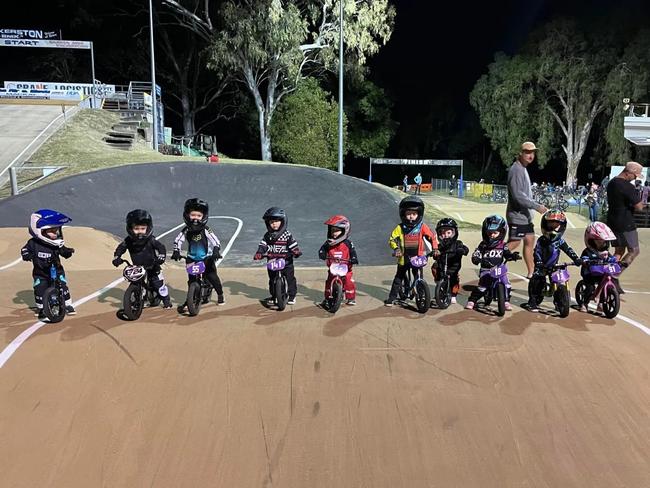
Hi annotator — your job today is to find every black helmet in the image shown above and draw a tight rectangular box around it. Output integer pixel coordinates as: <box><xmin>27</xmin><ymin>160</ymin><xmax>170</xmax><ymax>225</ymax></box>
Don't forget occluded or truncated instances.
<box><xmin>263</xmin><ymin>207</ymin><xmax>287</xmax><ymax>237</ymax></box>
<box><xmin>126</xmin><ymin>209</ymin><xmax>153</xmax><ymax>240</ymax></box>
<box><xmin>398</xmin><ymin>196</ymin><xmax>424</xmax><ymax>231</ymax></box>
<box><xmin>481</xmin><ymin>214</ymin><xmax>508</xmax><ymax>247</ymax></box>
<box><xmin>183</xmin><ymin>198</ymin><xmax>209</xmax><ymax>231</ymax></box>
<box><xmin>436</xmin><ymin>218</ymin><xmax>458</xmax><ymax>246</ymax></box>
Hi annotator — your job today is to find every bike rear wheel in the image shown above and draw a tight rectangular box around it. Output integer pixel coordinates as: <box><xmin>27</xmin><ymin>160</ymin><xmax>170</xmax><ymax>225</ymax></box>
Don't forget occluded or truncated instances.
<box><xmin>575</xmin><ymin>280</ymin><xmax>588</xmax><ymax>306</ymax></box>
<box><xmin>414</xmin><ymin>280</ymin><xmax>431</xmax><ymax>314</ymax></box>
<box><xmin>275</xmin><ymin>275</ymin><xmax>289</xmax><ymax>311</ymax></box>
<box><xmin>123</xmin><ymin>283</ymin><xmax>145</xmax><ymax>321</ymax></box>
<box><xmin>43</xmin><ymin>287</ymin><xmax>66</xmax><ymax>323</ymax></box>
<box><xmin>186</xmin><ymin>282</ymin><xmax>202</xmax><ymax>316</ymax></box>
<box><xmin>434</xmin><ymin>279</ymin><xmax>451</xmax><ymax>309</ymax></box>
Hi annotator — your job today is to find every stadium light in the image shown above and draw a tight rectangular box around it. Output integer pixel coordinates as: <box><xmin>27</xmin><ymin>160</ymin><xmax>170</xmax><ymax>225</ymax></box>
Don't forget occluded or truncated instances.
<box><xmin>149</xmin><ymin>0</ymin><xmax>158</xmax><ymax>151</ymax></box>
<box><xmin>338</xmin><ymin>0</ymin><xmax>344</xmax><ymax>175</ymax></box>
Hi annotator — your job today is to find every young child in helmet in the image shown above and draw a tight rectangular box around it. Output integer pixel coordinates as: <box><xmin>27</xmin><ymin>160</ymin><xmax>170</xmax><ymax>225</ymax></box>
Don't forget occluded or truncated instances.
<box><xmin>466</xmin><ymin>214</ymin><xmax>520</xmax><ymax>311</ymax></box>
<box><xmin>172</xmin><ymin>198</ymin><xmax>225</xmax><ymax>311</ymax></box>
<box><xmin>526</xmin><ymin>210</ymin><xmax>581</xmax><ymax>312</ymax></box>
<box><xmin>385</xmin><ymin>196</ymin><xmax>439</xmax><ymax>306</ymax></box>
<box><xmin>112</xmin><ymin>209</ymin><xmax>172</xmax><ymax>309</ymax></box>
<box><xmin>254</xmin><ymin>207</ymin><xmax>302</xmax><ymax>305</ymax></box>
<box><xmin>318</xmin><ymin>215</ymin><xmax>359</xmax><ymax>308</ymax></box>
<box><xmin>20</xmin><ymin>209</ymin><xmax>76</xmax><ymax>319</ymax></box>
<box><xmin>578</xmin><ymin>221</ymin><xmax>619</xmax><ymax>313</ymax></box>
<box><xmin>432</xmin><ymin>218</ymin><xmax>469</xmax><ymax>305</ymax></box>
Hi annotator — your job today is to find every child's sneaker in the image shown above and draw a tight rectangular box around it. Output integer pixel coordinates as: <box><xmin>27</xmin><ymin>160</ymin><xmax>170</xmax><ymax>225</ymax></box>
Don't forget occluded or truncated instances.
<box><xmin>465</xmin><ymin>301</ymin><xmax>475</xmax><ymax>310</ymax></box>
<box><xmin>596</xmin><ymin>303</ymin><xmax>603</xmax><ymax>313</ymax></box>
<box><xmin>346</xmin><ymin>299</ymin><xmax>356</xmax><ymax>306</ymax></box>
<box><xmin>504</xmin><ymin>302</ymin><xmax>513</xmax><ymax>311</ymax></box>
<box><xmin>263</xmin><ymin>296</ymin><xmax>275</xmax><ymax>306</ymax></box>
<box><xmin>217</xmin><ymin>295</ymin><xmax>225</xmax><ymax>305</ymax></box>
<box><xmin>318</xmin><ymin>299</ymin><xmax>329</xmax><ymax>309</ymax></box>
<box><xmin>65</xmin><ymin>305</ymin><xmax>77</xmax><ymax>315</ymax></box>
<box><xmin>384</xmin><ymin>299</ymin><xmax>396</xmax><ymax>307</ymax></box>
<box><xmin>177</xmin><ymin>303</ymin><xmax>187</xmax><ymax>314</ymax></box>
<box><xmin>451</xmin><ymin>296</ymin><xmax>457</xmax><ymax>304</ymax></box>
<box><xmin>579</xmin><ymin>304</ymin><xmax>588</xmax><ymax>312</ymax></box>
<box><xmin>162</xmin><ymin>297</ymin><xmax>173</xmax><ymax>309</ymax></box>
<box><xmin>527</xmin><ymin>302</ymin><xmax>539</xmax><ymax>313</ymax></box>
<box><xmin>38</xmin><ymin>309</ymin><xmax>47</xmax><ymax>321</ymax></box>
<box><xmin>287</xmin><ymin>297</ymin><xmax>296</xmax><ymax>305</ymax></box>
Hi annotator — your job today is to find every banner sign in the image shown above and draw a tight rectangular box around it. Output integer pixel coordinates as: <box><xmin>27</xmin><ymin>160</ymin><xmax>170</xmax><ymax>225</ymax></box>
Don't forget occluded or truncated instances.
<box><xmin>4</xmin><ymin>81</ymin><xmax>115</xmax><ymax>97</ymax></box>
<box><xmin>1</xmin><ymin>38</ymin><xmax>91</xmax><ymax>49</ymax></box>
<box><xmin>371</xmin><ymin>158</ymin><xmax>463</xmax><ymax>166</ymax></box>
<box><xmin>0</xmin><ymin>28</ymin><xmax>60</xmax><ymax>40</ymax></box>
<box><xmin>0</xmin><ymin>88</ymin><xmax>82</xmax><ymax>101</ymax></box>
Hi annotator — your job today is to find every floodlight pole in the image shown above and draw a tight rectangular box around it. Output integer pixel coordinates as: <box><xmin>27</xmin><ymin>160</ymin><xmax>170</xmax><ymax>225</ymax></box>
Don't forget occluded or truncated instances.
<box><xmin>90</xmin><ymin>42</ymin><xmax>96</xmax><ymax>108</ymax></box>
<box><xmin>149</xmin><ymin>0</ymin><xmax>158</xmax><ymax>151</ymax></box>
<box><xmin>337</xmin><ymin>0</ymin><xmax>344</xmax><ymax>175</ymax></box>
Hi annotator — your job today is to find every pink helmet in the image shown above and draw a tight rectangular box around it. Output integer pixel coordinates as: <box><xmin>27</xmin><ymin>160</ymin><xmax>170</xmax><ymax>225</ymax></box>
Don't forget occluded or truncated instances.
<box><xmin>584</xmin><ymin>221</ymin><xmax>616</xmax><ymax>258</ymax></box>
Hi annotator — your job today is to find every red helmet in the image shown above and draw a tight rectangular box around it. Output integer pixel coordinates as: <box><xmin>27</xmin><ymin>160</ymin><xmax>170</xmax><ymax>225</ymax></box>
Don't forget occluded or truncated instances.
<box><xmin>324</xmin><ymin>215</ymin><xmax>350</xmax><ymax>246</ymax></box>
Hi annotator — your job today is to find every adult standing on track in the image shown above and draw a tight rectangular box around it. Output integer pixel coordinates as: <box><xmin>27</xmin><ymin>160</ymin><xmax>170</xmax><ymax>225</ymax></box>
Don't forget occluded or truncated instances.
<box><xmin>506</xmin><ymin>141</ymin><xmax>548</xmax><ymax>278</ymax></box>
<box><xmin>414</xmin><ymin>172</ymin><xmax>423</xmax><ymax>195</ymax></box>
<box><xmin>607</xmin><ymin>162</ymin><xmax>644</xmax><ymax>289</ymax></box>
<box><xmin>403</xmin><ymin>174</ymin><xmax>409</xmax><ymax>193</ymax></box>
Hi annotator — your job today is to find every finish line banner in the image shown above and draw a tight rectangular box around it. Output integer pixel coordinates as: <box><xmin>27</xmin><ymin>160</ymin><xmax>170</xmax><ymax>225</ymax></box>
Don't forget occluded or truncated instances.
<box><xmin>1</xmin><ymin>38</ymin><xmax>91</xmax><ymax>49</ymax></box>
<box><xmin>371</xmin><ymin>158</ymin><xmax>463</xmax><ymax>166</ymax></box>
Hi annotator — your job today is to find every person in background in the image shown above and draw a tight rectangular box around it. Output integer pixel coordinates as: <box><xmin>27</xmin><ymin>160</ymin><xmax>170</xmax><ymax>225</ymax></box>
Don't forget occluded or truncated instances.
<box><xmin>403</xmin><ymin>174</ymin><xmax>409</xmax><ymax>193</ymax></box>
<box><xmin>414</xmin><ymin>172</ymin><xmax>423</xmax><ymax>195</ymax></box>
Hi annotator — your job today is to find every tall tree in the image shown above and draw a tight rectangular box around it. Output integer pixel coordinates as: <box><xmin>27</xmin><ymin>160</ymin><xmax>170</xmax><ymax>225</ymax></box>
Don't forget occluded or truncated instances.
<box><xmin>167</xmin><ymin>0</ymin><xmax>394</xmax><ymax>161</ymax></box>
<box><xmin>470</xmin><ymin>19</ymin><xmax>650</xmax><ymax>186</ymax></box>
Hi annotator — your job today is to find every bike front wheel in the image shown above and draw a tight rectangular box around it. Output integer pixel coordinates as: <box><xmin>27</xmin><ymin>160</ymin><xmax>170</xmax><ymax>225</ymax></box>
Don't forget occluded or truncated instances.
<box><xmin>275</xmin><ymin>275</ymin><xmax>289</xmax><ymax>311</ymax></box>
<box><xmin>43</xmin><ymin>286</ymin><xmax>66</xmax><ymax>323</ymax></box>
<box><xmin>554</xmin><ymin>284</ymin><xmax>570</xmax><ymax>318</ymax></box>
<box><xmin>123</xmin><ymin>283</ymin><xmax>144</xmax><ymax>321</ymax></box>
<box><xmin>601</xmin><ymin>287</ymin><xmax>620</xmax><ymax>319</ymax></box>
<box><xmin>496</xmin><ymin>283</ymin><xmax>506</xmax><ymax>317</ymax></box>
<box><xmin>328</xmin><ymin>280</ymin><xmax>344</xmax><ymax>313</ymax></box>
<box><xmin>414</xmin><ymin>280</ymin><xmax>431</xmax><ymax>314</ymax></box>
<box><xmin>186</xmin><ymin>281</ymin><xmax>202</xmax><ymax>316</ymax></box>
<box><xmin>434</xmin><ymin>279</ymin><xmax>451</xmax><ymax>309</ymax></box>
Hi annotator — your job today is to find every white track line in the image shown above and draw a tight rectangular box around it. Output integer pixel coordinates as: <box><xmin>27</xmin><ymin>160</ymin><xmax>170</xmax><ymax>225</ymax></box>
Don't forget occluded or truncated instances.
<box><xmin>0</xmin><ymin>216</ymin><xmax>243</xmax><ymax>369</ymax></box>
<box><xmin>455</xmin><ymin>212</ymin><xmax>464</xmax><ymax>222</ymax></box>
<box><xmin>0</xmin><ymin>258</ymin><xmax>22</xmax><ymax>271</ymax></box>
<box><xmin>565</xmin><ymin>215</ymin><xmax>576</xmax><ymax>229</ymax></box>
<box><xmin>510</xmin><ymin>271</ymin><xmax>650</xmax><ymax>336</ymax></box>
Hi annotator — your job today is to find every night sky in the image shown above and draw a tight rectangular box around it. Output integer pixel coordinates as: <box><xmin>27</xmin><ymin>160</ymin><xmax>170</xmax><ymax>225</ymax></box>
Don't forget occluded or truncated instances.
<box><xmin>2</xmin><ymin>0</ymin><xmax>649</xmax><ymax>183</ymax></box>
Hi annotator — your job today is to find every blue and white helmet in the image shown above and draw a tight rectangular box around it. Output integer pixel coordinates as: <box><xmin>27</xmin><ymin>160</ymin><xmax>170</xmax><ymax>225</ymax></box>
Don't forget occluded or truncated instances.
<box><xmin>29</xmin><ymin>209</ymin><xmax>71</xmax><ymax>247</ymax></box>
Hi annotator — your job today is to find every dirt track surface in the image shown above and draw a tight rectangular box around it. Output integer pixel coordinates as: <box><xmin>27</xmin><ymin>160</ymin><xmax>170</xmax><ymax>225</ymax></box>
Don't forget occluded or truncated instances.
<box><xmin>1</xmin><ymin>227</ymin><xmax>650</xmax><ymax>487</ymax></box>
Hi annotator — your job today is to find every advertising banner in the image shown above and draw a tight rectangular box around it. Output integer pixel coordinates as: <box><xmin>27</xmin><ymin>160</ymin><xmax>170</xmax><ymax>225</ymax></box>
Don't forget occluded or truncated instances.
<box><xmin>4</xmin><ymin>81</ymin><xmax>115</xmax><ymax>97</ymax></box>
<box><xmin>0</xmin><ymin>28</ymin><xmax>60</xmax><ymax>40</ymax></box>
<box><xmin>0</xmin><ymin>38</ymin><xmax>91</xmax><ymax>49</ymax></box>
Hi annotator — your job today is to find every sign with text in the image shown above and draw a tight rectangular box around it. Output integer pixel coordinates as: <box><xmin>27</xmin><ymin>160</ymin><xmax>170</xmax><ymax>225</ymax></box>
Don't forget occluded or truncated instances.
<box><xmin>0</xmin><ymin>88</ymin><xmax>82</xmax><ymax>101</ymax></box>
<box><xmin>5</xmin><ymin>81</ymin><xmax>115</xmax><ymax>97</ymax></box>
<box><xmin>1</xmin><ymin>38</ymin><xmax>90</xmax><ymax>49</ymax></box>
<box><xmin>0</xmin><ymin>28</ymin><xmax>60</xmax><ymax>40</ymax></box>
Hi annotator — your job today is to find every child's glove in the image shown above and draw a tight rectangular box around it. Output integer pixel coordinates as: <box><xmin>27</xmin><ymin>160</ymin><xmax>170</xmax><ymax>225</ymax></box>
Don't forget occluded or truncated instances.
<box><xmin>431</xmin><ymin>249</ymin><xmax>441</xmax><ymax>258</ymax></box>
<box><xmin>573</xmin><ymin>257</ymin><xmax>582</xmax><ymax>266</ymax></box>
<box><xmin>156</xmin><ymin>254</ymin><xmax>166</xmax><ymax>264</ymax></box>
<box><xmin>607</xmin><ymin>255</ymin><xmax>618</xmax><ymax>264</ymax></box>
<box><xmin>291</xmin><ymin>248</ymin><xmax>302</xmax><ymax>258</ymax></box>
<box><xmin>393</xmin><ymin>249</ymin><xmax>402</xmax><ymax>257</ymax></box>
<box><xmin>171</xmin><ymin>250</ymin><xmax>181</xmax><ymax>261</ymax></box>
<box><xmin>253</xmin><ymin>253</ymin><xmax>263</xmax><ymax>261</ymax></box>
<box><xmin>508</xmin><ymin>251</ymin><xmax>521</xmax><ymax>262</ymax></box>
<box><xmin>21</xmin><ymin>248</ymin><xmax>32</xmax><ymax>261</ymax></box>
<box><xmin>112</xmin><ymin>257</ymin><xmax>124</xmax><ymax>267</ymax></box>
<box><xmin>60</xmin><ymin>246</ymin><xmax>75</xmax><ymax>259</ymax></box>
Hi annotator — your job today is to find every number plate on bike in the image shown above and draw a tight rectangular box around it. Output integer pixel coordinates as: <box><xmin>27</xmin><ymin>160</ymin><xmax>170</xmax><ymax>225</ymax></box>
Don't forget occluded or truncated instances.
<box><xmin>123</xmin><ymin>265</ymin><xmax>146</xmax><ymax>282</ymax></box>
<box><xmin>551</xmin><ymin>269</ymin><xmax>569</xmax><ymax>284</ymax></box>
<box><xmin>329</xmin><ymin>262</ymin><xmax>348</xmax><ymax>276</ymax></box>
<box><xmin>186</xmin><ymin>261</ymin><xmax>206</xmax><ymax>275</ymax></box>
<box><xmin>589</xmin><ymin>263</ymin><xmax>620</xmax><ymax>276</ymax></box>
<box><xmin>409</xmin><ymin>255</ymin><xmax>428</xmax><ymax>268</ymax></box>
<box><xmin>489</xmin><ymin>264</ymin><xmax>507</xmax><ymax>278</ymax></box>
<box><xmin>267</xmin><ymin>258</ymin><xmax>286</xmax><ymax>271</ymax></box>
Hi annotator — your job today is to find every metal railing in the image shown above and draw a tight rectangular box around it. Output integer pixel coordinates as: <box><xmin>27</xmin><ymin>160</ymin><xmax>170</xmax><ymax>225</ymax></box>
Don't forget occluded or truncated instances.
<box><xmin>2</xmin><ymin>165</ymin><xmax>66</xmax><ymax>197</ymax></box>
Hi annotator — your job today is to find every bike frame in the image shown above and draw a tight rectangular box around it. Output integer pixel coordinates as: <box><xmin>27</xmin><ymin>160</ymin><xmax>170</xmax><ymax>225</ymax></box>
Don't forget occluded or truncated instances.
<box><xmin>587</xmin><ymin>263</ymin><xmax>621</xmax><ymax>303</ymax></box>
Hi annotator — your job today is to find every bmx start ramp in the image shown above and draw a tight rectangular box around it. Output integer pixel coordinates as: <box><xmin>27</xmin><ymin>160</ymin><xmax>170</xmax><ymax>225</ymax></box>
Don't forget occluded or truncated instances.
<box><xmin>0</xmin><ymin>162</ymin><xmax>398</xmax><ymax>266</ymax></box>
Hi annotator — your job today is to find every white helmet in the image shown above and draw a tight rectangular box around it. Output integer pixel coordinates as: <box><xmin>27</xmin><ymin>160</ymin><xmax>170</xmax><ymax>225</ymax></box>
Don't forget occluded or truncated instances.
<box><xmin>584</xmin><ymin>221</ymin><xmax>616</xmax><ymax>259</ymax></box>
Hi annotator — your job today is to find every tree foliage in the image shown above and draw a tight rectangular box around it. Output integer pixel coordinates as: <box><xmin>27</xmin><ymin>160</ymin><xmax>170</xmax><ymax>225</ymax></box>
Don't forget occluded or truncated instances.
<box><xmin>270</xmin><ymin>77</ymin><xmax>345</xmax><ymax>169</ymax></box>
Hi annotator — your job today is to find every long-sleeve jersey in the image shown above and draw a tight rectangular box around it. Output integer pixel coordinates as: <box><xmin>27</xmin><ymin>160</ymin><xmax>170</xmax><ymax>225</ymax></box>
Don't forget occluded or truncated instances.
<box><xmin>533</xmin><ymin>236</ymin><xmax>580</xmax><ymax>269</ymax></box>
<box><xmin>114</xmin><ymin>235</ymin><xmax>166</xmax><ymax>268</ymax></box>
<box><xmin>436</xmin><ymin>239</ymin><xmax>469</xmax><ymax>275</ymax></box>
<box><xmin>256</xmin><ymin>229</ymin><xmax>300</xmax><ymax>263</ymax></box>
<box><xmin>389</xmin><ymin>222</ymin><xmax>438</xmax><ymax>266</ymax></box>
<box><xmin>471</xmin><ymin>241</ymin><xmax>516</xmax><ymax>270</ymax></box>
<box><xmin>21</xmin><ymin>238</ymin><xmax>72</xmax><ymax>278</ymax></box>
<box><xmin>173</xmin><ymin>226</ymin><xmax>221</xmax><ymax>261</ymax></box>
<box><xmin>579</xmin><ymin>247</ymin><xmax>617</xmax><ymax>279</ymax></box>
<box><xmin>318</xmin><ymin>239</ymin><xmax>359</xmax><ymax>267</ymax></box>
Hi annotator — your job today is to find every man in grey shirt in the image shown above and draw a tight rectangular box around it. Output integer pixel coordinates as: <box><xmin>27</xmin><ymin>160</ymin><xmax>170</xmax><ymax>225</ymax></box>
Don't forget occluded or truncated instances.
<box><xmin>506</xmin><ymin>141</ymin><xmax>547</xmax><ymax>277</ymax></box>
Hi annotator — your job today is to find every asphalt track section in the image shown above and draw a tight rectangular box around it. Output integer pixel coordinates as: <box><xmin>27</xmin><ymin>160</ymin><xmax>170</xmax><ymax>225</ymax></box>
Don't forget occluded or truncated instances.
<box><xmin>0</xmin><ymin>162</ymin><xmax>397</xmax><ymax>266</ymax></box>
